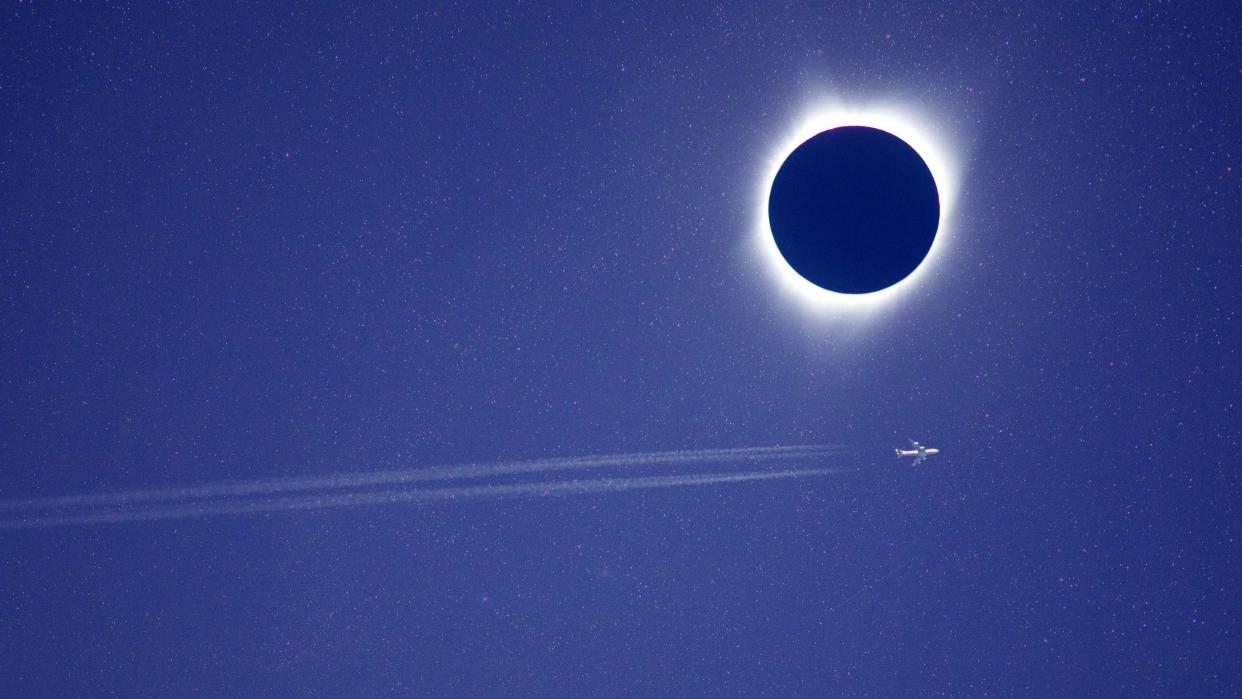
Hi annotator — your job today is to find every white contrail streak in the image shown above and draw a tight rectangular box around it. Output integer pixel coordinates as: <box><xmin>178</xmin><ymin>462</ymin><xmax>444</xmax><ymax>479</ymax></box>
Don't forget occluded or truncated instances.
<box><xmin>0</xmin><ymin>444</ymin><xmax>842</xmax><ymax>513</ymax></box>
<box><xmin>0</xmin><ymin>467</ymin><xmax>851</xmax><ymax>530</ymax></box>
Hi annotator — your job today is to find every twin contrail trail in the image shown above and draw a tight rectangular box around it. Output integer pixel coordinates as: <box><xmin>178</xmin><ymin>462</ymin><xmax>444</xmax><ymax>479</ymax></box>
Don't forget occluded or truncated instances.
<box><xmin>0</xmin><ymin>444</ymin><xmax>850</xmax><ymax>530</ymax></box>
<box><xmin>0</xmin><ymin>467</ymin><xmax>851</xmax><ymax>530</ymax></box>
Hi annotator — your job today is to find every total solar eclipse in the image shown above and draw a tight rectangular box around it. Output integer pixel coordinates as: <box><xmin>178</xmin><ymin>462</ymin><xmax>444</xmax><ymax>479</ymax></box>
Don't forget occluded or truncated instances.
<box><xmin>767</xmin><ymin>125</ymin><xmax>940</xmax><ymax>295</ymax></box>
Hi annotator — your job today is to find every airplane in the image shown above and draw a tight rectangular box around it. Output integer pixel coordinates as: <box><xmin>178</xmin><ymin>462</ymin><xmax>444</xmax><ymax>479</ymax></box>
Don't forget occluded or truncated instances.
<box><xmin>895</xmin><ymin>440</ymin><xmax>939</xmax><ymax>466</ymax></box>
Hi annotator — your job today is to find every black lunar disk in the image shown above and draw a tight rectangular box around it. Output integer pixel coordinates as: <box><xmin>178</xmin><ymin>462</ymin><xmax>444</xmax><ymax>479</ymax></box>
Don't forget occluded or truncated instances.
<box><xmin>767</xmin><ymin>126</ymin><xmax>940</xmax><ymax>294</ymax></box>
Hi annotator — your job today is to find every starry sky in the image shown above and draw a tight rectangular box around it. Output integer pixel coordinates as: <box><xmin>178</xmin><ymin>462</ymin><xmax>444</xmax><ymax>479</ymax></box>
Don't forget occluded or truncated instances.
<box><xmin>2</xmin><ymin>2</ymin><xmax>1239</xmax><ymax>695</ymax></box>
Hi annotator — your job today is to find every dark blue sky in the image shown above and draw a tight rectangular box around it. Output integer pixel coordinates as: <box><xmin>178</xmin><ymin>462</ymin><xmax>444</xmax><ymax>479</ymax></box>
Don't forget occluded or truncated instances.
<box><xmin>2</xmin><ymin>2</ymin><xmax>1239</xmax><ymax>695</ymax></box>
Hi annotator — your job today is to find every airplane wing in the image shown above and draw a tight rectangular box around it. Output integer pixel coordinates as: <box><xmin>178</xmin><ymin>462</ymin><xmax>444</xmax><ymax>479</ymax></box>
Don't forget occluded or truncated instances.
<box><xmin>911</xmin><ymin>453</ymin><xmax>926</xmax><ymax>467</ymax></box>
<box><xmin>909</xmin><ymin>439</ymin><xmax>920</xmax><ymax>447</ymax></box>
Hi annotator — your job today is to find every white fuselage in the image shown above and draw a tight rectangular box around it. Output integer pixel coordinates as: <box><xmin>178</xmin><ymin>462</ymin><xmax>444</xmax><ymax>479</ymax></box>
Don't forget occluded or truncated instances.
<box><xmin>896</xmin><ymin>448</ymin><xmax>939</xmax><ymax>457</ymax></box>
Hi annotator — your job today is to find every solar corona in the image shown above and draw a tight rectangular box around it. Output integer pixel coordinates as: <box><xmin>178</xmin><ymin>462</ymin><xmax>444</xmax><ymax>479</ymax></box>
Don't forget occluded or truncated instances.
<box><xmin>757</xmin><ymin>105</ymin><xmax>959</xmax><ymax>314</ymax></box>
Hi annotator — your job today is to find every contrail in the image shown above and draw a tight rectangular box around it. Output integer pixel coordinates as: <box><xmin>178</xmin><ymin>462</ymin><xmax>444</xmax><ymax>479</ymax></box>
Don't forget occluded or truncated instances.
<box><xmin>0</xmin><ymin>444</ymin><xmax>842</xmax><ymax>513</ymax></box>
<box><xmin>0</xmin><ymin>467</ymin><xmax>851</xmax><ymax>530</ymax></box>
